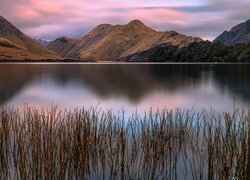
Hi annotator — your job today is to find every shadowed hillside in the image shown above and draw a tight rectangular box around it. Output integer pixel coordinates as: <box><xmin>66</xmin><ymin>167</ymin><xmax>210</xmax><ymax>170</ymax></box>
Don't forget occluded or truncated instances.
<box><xmin>119</xmin><ymin>41</ymin><xmax>250</xmax><ymax>62</ymax></box>
<box><xmin>213</xmin><ymin>19</ymin><xmax>250</xmax><ymax>46</ymax></box>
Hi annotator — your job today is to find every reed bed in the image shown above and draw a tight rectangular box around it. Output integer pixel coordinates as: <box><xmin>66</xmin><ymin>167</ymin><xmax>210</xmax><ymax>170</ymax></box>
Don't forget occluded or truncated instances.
<box><xmin>0</xmin><ymin>106</ymin><xmax>250</xmax><ymax>180</ymax></box>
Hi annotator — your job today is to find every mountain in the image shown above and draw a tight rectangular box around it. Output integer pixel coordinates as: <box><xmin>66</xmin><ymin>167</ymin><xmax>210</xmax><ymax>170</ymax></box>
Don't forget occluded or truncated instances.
<box><xmin>48</xmin><ymin>20</ymin><xmax>202</xmax><ymax>61</ymax></box>
<box><xmin>0</xmin><ymin>37</ymin><xmax>58</xmax><ymax>60</ymax></box>
<box><xmin>0</xmin><ymin>15</ymin><xmax>60</xmax><ymax>60</ymax></box>
<box><xmin>47</xmin><ymin>36</ymin><xmax>79</xmax><ymax>56</ymax></box>
<box><xmin>35</xmin><ymin>39</ymin><xmax>52</xmax><ymax>46</ymax></box>
<box><xmin>213</xmin><ymin>20</ymin><xmax>250</xmax><ymax>46</ymax></box>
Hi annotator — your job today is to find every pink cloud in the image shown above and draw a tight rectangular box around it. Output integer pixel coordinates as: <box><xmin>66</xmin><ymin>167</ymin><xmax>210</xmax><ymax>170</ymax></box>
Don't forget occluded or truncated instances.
<box><xmin>1</xmin><ymin>0</ymin><xmax>249</xmax><ymax>40</ymax></box>
<box><xmin>13</xmin><ymin>6</ymin><xmax>42</xmax><ymax>21</ymax></box>
<box><xmin>32</xmin><ymin>1</ymin><xmax>65</xmax><ymax>15</ymax></box>
<box><xmin>131</xmin><ymin>9</ymin><xmax>186</xmax><ymax>25</ymax></box>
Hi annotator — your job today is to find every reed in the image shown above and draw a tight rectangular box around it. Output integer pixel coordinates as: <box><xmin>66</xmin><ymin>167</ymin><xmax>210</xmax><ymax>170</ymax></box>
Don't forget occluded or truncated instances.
<box><xmin>0</xmin><ymin>106</ymin><xmax>249</xmax><ymax>179</ymax></box>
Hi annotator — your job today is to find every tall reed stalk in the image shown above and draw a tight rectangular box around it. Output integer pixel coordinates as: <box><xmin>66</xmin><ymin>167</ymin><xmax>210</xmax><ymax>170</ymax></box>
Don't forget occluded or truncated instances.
<box><xmin>0</xmin><ymin>106</ymin><xmax>249</xmax><ymax>179</ymax></box>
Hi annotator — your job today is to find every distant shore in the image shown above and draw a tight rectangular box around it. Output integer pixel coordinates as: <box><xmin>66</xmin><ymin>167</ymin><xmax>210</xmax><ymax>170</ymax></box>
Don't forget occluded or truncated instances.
<box><xmin>2</xmin><ymin>60</ymin><xmax>250</xmax><ymax>64</ymax></box>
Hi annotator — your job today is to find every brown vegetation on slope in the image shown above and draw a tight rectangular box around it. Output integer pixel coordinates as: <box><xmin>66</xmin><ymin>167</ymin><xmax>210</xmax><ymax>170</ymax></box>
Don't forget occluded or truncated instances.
<box><xmin>0</xmin><ymin>16</ymin><xmax>56</xmax><ymax>55</ymax></box>
<box><xmin>0</xmin><ymin>16</ymin><xmax>62</xmax><ymax>61</ymax></box>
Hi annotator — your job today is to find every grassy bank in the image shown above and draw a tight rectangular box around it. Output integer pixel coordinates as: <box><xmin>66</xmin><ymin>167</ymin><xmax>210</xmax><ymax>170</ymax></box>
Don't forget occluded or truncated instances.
<box><xmin>0</xmin><ymin>106</ymin><xmax>249</xmax><ymax>179</ymax></box>
<box><xmin>0</xmin><ymin>58</ymin><xmax>94</xmax><ymax>63</ymax></box>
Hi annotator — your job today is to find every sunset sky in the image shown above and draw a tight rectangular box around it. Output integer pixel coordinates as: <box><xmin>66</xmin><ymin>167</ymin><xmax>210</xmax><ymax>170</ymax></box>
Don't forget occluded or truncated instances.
<box><xmin>0</xmin><ymin>0</ymin><xmax>249</xmax><ymax>41</ymax></box>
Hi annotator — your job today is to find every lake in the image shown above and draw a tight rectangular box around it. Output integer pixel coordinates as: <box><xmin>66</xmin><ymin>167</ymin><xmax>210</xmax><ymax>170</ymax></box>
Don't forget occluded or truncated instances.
<box><xmin>0</xmin><ymin>63</ymin><xmax>250</xmax><ymax>114</ymax></box>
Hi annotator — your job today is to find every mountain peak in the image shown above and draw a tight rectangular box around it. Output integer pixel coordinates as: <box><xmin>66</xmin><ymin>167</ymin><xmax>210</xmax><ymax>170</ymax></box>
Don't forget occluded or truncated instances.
<box><xmin>127</xmin><ymin>19</ymin><xmax>145</xmax><ymax>26</ymax></box>
<box><xmin>124</xmin><ymin>19</ymin><xmax>155</xmax><ymax>32</ymax></box>
<box><xmin>60</xmin><ymin>36</ymin><xmax>70</xmax><ymax>40</ymax></box>
<box><xmin>90</xmin><ymin>23</ymin><xmax>114</xmax><ymax>34</ymax></box>
<box><xmin>96</xmin><ymin>23</ymin><xmax>113</xmax><ymax>28</ymax></box>
<box><xmin>213</xmin><ymin>19</ymin><xmax>250</xmax><ymax>45</ymax></box>
<box><xmin>55</xmin><ymin>36</ymin><xmax>74</xmax><ymax>44</ymax></box>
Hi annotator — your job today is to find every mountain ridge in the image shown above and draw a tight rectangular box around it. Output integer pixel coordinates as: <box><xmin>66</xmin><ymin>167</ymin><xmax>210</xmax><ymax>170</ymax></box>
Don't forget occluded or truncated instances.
<box><xmin>4</xmin><ymin>16</ymin><xmax>250</xmax><ymax>62</ymax></box>
<box><xmin>48</xmin><ymin>19</ymin><xmax>203</xmax><ymax>61</ymax></box>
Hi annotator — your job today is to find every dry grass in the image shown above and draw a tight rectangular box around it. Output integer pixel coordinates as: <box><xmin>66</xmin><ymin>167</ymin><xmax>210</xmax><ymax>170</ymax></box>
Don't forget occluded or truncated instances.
<box><xmin>0</xmin><ymin>106</ymin><xmax>249</xmax><ymax>179</ymax></box>
<box><xmin>0</xmin><ymin>37</ymin><xmax>62</xmax><ymax>61</ymax></box>
<box><xmin>0</xmin><ymin>47</ymin><xmax>62</xmax><ymax>61</ymax></box>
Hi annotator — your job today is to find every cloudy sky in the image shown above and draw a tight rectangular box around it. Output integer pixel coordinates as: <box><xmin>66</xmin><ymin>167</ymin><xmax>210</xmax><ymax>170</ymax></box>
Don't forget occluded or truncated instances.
<box><xmin>0</xmin><ymin>0</ymin><xmax>249</xmax><ymax>41</ymax></box>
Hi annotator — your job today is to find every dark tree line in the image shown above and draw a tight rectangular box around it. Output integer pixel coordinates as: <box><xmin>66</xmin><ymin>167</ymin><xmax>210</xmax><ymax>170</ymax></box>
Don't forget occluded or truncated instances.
<box><xmin>148</xmin><ymin>41</ymin><xmax>250</xmax><ymax>62</ymax></box>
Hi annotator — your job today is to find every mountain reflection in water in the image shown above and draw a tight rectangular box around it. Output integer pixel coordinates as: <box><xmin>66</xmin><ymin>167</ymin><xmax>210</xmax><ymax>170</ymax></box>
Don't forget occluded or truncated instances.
<box><xmin>0</xmin><ymin>64</ymin><xmax>250</xmax><ymax>114</ymax></box>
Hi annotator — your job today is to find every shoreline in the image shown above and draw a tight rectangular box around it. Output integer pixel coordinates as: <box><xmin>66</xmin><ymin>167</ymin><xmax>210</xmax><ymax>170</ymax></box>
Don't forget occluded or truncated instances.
<box><xmin>1</xmin><ymin>60</ymin><xmax>250</xmax><ymax>64</ymax></box>
<box><xmin>0</xmin><ymin>59</ymin><xmax>93</xmax><ymax>63</ymax></box>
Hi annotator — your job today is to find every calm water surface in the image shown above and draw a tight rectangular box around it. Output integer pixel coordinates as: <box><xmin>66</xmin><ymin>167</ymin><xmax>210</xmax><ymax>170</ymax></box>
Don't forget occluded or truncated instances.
<box><xmin>0</xmin><ymin>63</ymin><xmax>250</xmax><ymax>114</ymax></box>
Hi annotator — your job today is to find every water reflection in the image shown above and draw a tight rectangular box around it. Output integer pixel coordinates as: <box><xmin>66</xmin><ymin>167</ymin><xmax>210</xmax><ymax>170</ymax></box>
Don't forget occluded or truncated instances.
<box><xmin>213</xmin><ymin>65</ymin><xmax>250</xmax><ymax>102</ymax></box>
<box><xmin>0</xmin><ymin>64</ymin><xmax>250</xmax><ymax>113</ymax></box>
